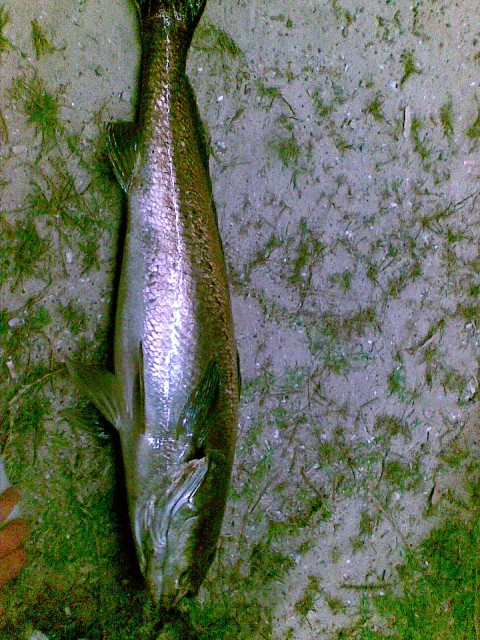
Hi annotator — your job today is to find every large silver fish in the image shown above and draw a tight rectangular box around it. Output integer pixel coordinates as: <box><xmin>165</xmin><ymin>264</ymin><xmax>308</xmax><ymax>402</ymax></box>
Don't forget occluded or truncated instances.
<box><xmin>69</xmin><ymin>0</ymin><xmax>239</xmax><ymax>609</ymax></box>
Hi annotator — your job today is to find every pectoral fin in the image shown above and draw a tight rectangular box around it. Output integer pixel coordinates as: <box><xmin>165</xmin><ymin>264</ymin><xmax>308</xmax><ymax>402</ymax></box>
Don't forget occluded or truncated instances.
<box><xmin>66</xmin><ymin>359</ymin><xmax>125</xmax><ymax>431</ymax></box>
<box><xmin>176</xmin><ymin>359</ymin><xmax>220</xmax><ymax>454</ymax></box>
<box><xmin>133</xmin><ymin>342</ymin><xmax>146</xmax><ymax>436</ymax></box>
<box><xmin>106</xmin><ymin>121</ymin><xmax>140</xmax><ymax>193</ymax></box>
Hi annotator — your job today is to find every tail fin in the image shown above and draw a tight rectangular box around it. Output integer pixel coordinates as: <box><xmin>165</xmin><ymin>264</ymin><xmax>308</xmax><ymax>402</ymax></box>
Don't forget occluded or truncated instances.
<box><xmin>134</xmin><ymin>0</ymin><xmax>207</xmax><ymax>29</ymax></box>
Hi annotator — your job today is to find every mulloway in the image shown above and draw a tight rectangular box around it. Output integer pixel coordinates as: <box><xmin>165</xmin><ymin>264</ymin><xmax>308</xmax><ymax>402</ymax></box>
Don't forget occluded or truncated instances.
<box><xmin>68</xmin><ymin>0</ymin><xmax>239</xmax><ymax>609</ymax></box>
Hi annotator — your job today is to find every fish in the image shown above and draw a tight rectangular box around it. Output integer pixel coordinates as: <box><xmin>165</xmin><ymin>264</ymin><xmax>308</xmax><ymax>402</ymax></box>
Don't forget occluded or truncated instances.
<box><xmin>68</xmin><ymin>0</ymin><xmax>239</xmax><ymax>609</ymax></box>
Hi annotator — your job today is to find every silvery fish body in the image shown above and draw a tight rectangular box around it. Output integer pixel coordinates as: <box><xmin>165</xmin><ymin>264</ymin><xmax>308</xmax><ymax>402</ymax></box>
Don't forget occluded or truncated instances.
<box><xmin>69</xmin><ymin>0</ymin><xmax>239</xmax><ymax>609</ymax></box>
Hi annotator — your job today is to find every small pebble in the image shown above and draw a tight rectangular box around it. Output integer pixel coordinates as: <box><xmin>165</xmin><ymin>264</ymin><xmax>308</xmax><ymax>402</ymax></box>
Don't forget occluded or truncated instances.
<box><xmin>6</xmin><ymin>360</ymin><xmax>16</xmax><ymax>380</ymax></box>
<box><xmin>403</xmin><ymin>105</ymin><xmax>412</xmax><ymax>139</ymax></box>
<box><xmin>12</xmin><ymin>145</ymin><xmax>28</xmax><ymax>154</ymax></box>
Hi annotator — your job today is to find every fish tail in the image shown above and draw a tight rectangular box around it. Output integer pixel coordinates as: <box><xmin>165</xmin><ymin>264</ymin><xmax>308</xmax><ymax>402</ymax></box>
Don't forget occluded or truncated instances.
<box><xmin>135</xmin><ymin>0</ymin><xmax>207</xmax><ymax>29</ymax></box>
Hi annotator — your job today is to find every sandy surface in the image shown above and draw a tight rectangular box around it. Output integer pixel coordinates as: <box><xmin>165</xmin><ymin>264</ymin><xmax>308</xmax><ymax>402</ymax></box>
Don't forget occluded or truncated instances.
<box><xmin>1</xmin><ymin>0</ymin><xmax>480</xmax><ymax>638</ymax></box>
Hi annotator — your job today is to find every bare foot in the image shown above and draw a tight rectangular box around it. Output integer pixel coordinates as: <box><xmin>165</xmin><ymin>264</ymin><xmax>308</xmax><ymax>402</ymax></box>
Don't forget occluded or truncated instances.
<box><xmin>0</xmin><ymin>487</ymin><xmax>29</xmax><ymax>588</ymax></box>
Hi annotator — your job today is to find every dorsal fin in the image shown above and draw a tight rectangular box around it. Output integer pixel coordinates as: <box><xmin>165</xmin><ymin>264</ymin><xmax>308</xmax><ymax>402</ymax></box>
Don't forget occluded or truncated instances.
<box><xmin>106</xmin><ymin>121</ymin><xmax>140</xmax><ymax>193</ymax></box>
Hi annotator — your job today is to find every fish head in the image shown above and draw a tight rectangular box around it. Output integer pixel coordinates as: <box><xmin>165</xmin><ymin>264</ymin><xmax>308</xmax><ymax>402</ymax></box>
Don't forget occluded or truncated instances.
<box><xmin>138</xmin><ymin>457</ymin><xmax>209</xmax><ymax>608</ymax></box>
